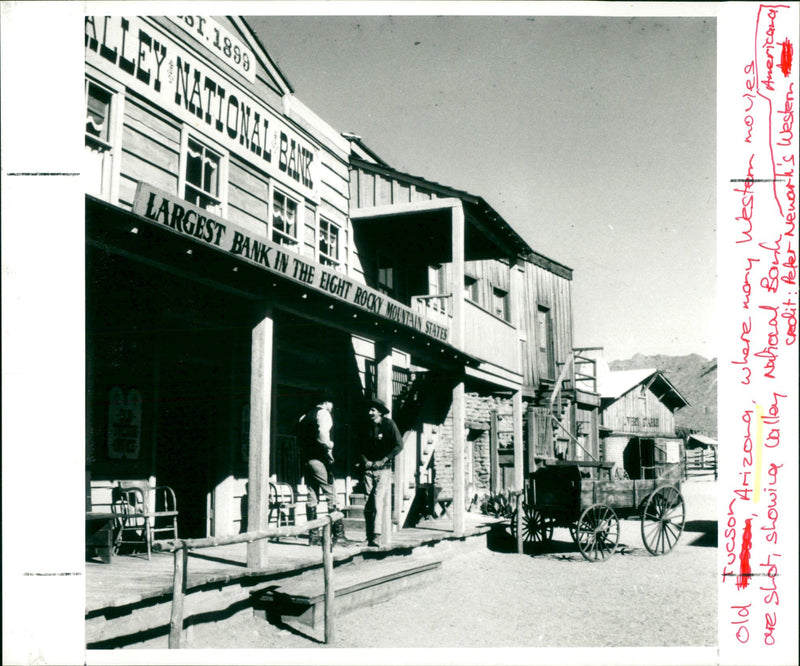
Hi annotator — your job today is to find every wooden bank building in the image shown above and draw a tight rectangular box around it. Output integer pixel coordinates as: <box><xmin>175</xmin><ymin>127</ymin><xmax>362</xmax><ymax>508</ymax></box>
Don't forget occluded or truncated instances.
<box><xmin>85</xmin><ymin>15</ymin><xmax>601</xmax><ymax>566</ymax></box>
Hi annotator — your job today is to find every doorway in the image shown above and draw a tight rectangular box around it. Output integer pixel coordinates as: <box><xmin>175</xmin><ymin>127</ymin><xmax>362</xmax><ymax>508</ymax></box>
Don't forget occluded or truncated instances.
<box><xmin>155</xmin><ymin>331</ymin><xmax>228</xmax><ymax>538</ymax></box>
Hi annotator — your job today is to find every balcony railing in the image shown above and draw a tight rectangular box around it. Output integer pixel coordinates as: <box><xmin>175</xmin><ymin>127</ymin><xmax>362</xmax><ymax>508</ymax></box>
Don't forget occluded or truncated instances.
<box><xmin>411</xmin><ymin>293</ymin><xmax>519</xmax><ymax>372</ymax></box>
<box><xmin>411</xmin><ymin>293</ymin><xmax>452</xmax><ymax>327</ymax></box>
<box><xmin>463</xmin><ymin>300</ymin><xmax>519</xmax><ymax>371</ymax></box>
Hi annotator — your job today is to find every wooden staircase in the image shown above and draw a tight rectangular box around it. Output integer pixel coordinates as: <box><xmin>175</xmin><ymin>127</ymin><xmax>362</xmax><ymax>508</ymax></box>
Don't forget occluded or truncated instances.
<box><xmin>254</xmin><ymin>556</ymin><xmax>442</xmax><ymax>631</ymax></box>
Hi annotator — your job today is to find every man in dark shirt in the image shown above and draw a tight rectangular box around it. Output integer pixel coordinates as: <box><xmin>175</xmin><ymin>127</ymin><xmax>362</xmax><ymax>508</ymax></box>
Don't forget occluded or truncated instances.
<box><xmin>359</xmin><ymin>397</ymin><xmax>403</xmax><ymax>547</ymax></box>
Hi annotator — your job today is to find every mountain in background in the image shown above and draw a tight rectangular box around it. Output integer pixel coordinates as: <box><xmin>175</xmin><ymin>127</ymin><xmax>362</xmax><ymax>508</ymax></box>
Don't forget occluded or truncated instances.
<box><xmin>609</xmin><ymin>353</ymin><xmax>717</xmax><ymax>437</ymax></box>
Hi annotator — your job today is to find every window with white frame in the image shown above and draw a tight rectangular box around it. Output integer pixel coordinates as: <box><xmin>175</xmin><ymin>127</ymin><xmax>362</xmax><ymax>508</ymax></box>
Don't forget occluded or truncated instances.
<box><xmin>184</xmin><ymin>136</ymin><xmax>224</xmax><ymax>214</ymax></box>
<box><xmin>272</xmin><ymin>189</ymin><xmax>299</xmax><ymax>246</ymax></box>
<box><xmin>84</xmin><ymin>78</ymin><xmax>118</xmax><ymax>198</ymax></box>
<box><xmin>319</xmin><ymin>217</ymin><xmax>341</xmax><ymax>268</ymax></box>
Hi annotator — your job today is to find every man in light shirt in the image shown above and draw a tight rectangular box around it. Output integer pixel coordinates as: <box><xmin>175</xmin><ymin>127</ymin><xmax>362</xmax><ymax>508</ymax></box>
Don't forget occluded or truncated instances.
<box><xmin>298</xmin><ymin>390</ymin><xmax>345</xmax><ymax>545</ymax></box>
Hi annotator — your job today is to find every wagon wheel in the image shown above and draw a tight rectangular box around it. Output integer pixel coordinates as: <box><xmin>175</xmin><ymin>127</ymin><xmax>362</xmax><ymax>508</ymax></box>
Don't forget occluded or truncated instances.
<box><xmin>641</xmin><ymin>486</ymin><xmax>685</xmax><ymax>555</ymax></box>
<box><xmin>510</xmin><ymin>504</ymin><xmax>554</xmax><ymax>543</ymax></box>
<box><xmin>575</xmin><ymin>504</ymin><xmax>620</xmax><ymax>562</ymax></box>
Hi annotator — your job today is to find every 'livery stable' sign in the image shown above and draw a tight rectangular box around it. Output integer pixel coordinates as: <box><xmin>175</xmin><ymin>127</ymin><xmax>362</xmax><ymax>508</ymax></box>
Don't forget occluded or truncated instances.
<box><xmin>85</xmin><ymin>16</ymin><xmax>318</xmax><ymax>199</ymax></box>
<box><xmin>132</xmin><ymin>183</ymin><xmax>451</xmax><ymax>344</ymax></box>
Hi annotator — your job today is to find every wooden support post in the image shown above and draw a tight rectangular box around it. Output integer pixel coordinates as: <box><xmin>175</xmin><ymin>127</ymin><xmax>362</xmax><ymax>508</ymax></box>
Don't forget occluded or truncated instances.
<box><xmin>322</xmin><ymin>521</ymin><xmax>335</xmax><ymax>644</ymax></box>
<box><xmin>450</xmin><ymin>202</ymin><xmax>465</xmax><ymax>349</ymax></box>
<box><xmin>452</xmin><ymin>378</ymin><xmax>466</xmax><ymax>537</ymax></box>
<box><xmin>513</xmin><ymin>390</ymin><xmax>524</xmax><ymax>491</ymax></box>
<box><xmin>375</xmin><ymin>342</ymin><xmax>394</xmax><ymax>544</ymax></box>
<box><xmin>515</xmin><ymin>492</ymin><xmax>523</xmax><ymax>555</ymax></box>
<box><xmin>247</xmin><ymin>311</ymin><xmax>273</xmax><ymax>569</ymax></box>
<box><xmin>489</xmin><ymin>410</ymin><xmax>499</xmax><ymax>494</ymax></box>
<box><xmin>168</xmin><ymin>546</ymin><xmax>188</xmax><ymax>649</ymax></box>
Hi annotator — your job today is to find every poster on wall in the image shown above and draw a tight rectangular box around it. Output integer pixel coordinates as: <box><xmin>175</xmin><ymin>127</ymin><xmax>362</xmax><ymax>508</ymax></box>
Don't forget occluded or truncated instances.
<box><xmin>106</xmin><ymin>387</ymin><xmax>142</xmax><ymax>460</ymax></box>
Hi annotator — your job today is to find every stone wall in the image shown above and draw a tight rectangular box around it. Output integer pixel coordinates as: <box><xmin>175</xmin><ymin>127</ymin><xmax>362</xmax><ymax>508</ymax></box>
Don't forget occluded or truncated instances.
<box><xmin>432</xmin><ymin>392</ymin><xmax>515</xmax><ymax>502</ymax></box>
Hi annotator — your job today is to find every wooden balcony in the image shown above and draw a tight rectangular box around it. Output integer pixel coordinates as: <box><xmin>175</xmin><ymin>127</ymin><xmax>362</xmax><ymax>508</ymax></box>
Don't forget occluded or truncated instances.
<box><xmin>411</xmin><ymin>294</ymin><xmax>519</xmax><ymax>372</ymax></box>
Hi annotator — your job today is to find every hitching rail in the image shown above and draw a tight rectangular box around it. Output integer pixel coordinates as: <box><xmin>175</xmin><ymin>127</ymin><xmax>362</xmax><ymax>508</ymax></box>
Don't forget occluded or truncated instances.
<box><xmin>152</xmin><ymin>511</ymin><xmax>345</xmax><ymax>648</ymax></box>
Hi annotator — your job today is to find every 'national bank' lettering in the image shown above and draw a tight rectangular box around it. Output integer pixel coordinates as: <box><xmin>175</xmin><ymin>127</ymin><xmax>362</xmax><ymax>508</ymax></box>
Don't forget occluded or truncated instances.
<box><xmin>85</xmin><ymin>16</ymin><xmax>315</xmax><ymax>192</ymax></box>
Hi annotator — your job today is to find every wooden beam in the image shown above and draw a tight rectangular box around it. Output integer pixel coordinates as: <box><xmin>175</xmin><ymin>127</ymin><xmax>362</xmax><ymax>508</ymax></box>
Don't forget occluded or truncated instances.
<box><xmin>451</xmin><ymin>202</ymin><xmax>465</xmax><ymax>349</ymax></box>
<box><xmin>489</xmin><ymin>411</ymin><xmax>499</xmax><ymax>494</ymax></box>
<box><xmin>247</xmin><ymin>310</ymin><xmax>273</xmax><ymax>569</ymax></box>
<box><xmin>452</xmin><ymin>379</ymin><xmax>466</xmax><ymax>536</ymax></box>
<box><xmin>322</xmin><ymin>522</ymin><xmax>335</xmax><ymax>644</ymax></box>
<box><xmin>168</xmin><ymin>547</ymin><xmax>188</xmax><ymax>648</ymax></box>
<box><xmin>375</xmin><ymin>342</ymin><xmax>395</xmax><ymax>544</ymax></box>
<box><xmin>513</xmin><ymin>391</ymin><xmax>524</xmax><ymax>491</ymax></box>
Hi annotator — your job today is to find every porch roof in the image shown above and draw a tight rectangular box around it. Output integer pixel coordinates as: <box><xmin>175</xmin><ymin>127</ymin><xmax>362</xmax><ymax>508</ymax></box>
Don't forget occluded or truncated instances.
<box><xmin>86</xmin><ymin>195</ymin><xmax>479</xmax><ymax>372</ymax></box>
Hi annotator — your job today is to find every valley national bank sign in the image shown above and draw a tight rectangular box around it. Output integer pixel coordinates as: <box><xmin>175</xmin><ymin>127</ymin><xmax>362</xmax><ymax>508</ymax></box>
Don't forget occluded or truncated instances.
<box><xmin>132</xmin><ymin>183</ymin><xmax>450</xmax><ymax>343</ymax></box>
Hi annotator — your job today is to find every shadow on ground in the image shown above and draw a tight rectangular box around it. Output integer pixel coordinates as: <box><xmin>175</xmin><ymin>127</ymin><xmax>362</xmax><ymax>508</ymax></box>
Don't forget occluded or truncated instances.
<box><xmin>683</xmin><ymin>519</ymin><xmax>718</xmax><ymax>547</ymax></box>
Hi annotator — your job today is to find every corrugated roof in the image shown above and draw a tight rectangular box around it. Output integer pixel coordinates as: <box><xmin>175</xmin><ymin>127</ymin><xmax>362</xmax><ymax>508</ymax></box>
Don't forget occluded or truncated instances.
<box><xmin>688</xmin><ymin>434</ymin><xmax>718</xmax><ymax>446</ymax></box>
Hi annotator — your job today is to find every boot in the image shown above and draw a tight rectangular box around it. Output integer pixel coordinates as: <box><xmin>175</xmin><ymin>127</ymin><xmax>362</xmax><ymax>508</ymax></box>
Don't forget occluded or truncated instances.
<box><xmin>307</xmin><ymin>506</ymin><xmax>322</xmax><ymax>546</ymax></box>
<box><xmin>332</xmin><ymin>518</ymin><xmax>348</xmax><ymax>546</ymax></box>
<box><xmin>365</xmin><ymin>513</ymin><xmax>380</xmax><ymax>548</ymax></box>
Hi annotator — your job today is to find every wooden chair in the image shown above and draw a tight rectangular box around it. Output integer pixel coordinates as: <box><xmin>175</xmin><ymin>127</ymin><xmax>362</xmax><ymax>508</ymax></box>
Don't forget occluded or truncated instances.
<box><xmin>269</xmin><ymin>482</ymin><xmax>299</xmax><ymax>529</ymax></box>
<box><xmin>112</xmin><ymin>482</ymin><xmax>179</xmax><ymax>559</ymax></box>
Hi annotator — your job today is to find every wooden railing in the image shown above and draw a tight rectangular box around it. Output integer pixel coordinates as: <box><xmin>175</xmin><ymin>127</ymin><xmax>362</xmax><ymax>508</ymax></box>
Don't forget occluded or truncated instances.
<box><xmin>152</xmin><ymin>511</ymin><xmax>344</xmax><ymax>648</ymax></box>
<box><xmin>684</xmin><ymin>447</ymin><xmax>718</xmax><ymax>480</ymax></box>
<box><xmin>411</xmin><ymin>293</ymin><xmax>452</xmax><ymax>326</ymax></box>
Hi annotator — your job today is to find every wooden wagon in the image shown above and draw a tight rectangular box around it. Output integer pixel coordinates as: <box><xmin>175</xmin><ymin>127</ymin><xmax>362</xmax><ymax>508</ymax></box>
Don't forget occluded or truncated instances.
<box><xmin>511</xmin><ymin>460</ymin><xmax>686</xmax><ymax>562</ymax></box>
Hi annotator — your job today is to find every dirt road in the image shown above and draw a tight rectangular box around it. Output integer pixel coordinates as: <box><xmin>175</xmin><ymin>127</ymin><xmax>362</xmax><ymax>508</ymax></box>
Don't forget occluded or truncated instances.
<box><xmin>183</xmin><ymin>477</ymin><xmax>718</xmax><ymax>651</ymax></box>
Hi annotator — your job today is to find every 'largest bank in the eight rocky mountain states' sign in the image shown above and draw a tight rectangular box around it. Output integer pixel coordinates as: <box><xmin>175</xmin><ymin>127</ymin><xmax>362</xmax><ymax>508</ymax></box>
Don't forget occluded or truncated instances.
<box><xmin>132</xmin><ymin>184</ymin><xmax>450</xmax><ymax>343</ymax></box>
<box><xmin>85</xmin><ymin>16</ymin><xmax>317</xmax><ymax>199</ymax></box>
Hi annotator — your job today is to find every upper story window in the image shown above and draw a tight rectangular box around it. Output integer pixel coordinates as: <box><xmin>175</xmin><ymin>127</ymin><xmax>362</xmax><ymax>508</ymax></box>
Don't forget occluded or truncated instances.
<box><xmin>272</xmin><ymin>189</ymin><xmax>299</xmax><ymax>247</ymax></box>
<box><xmin>537</xmin><ymin>305</ymin><xmax>555</xmax><ymax>380</ymax></box>
<box><xmin>184</xmin><ymin>137</ymin><xmax>224</xmax><ymax>215</ymax></box>
<box><xmin>85</xmin><ymin>77</ymin><xmax>121</xmax><ymax>199</ymax></box>
<box><xmin>464</xmin><ymin>276</ymin><xmax>479</xmax><ymax>302</ymax></box>
<box><xmin>319</xmin><ymin>217</ymin><xmax>341</xmax><ymax>268</ymax></box>
<box><xmin>492</xmin><ymin>287</ymin><xmax>509</xmax><ymax>322</ymax></box>
<box><xmin>377</xmin><ymin>260</ymin><xmax>395</xmax><ymax>296</ymax></box>
<box><xmin>85</xmin><ymin>80</ymin><xmax>112</xmax><ymax>148</ymax></box>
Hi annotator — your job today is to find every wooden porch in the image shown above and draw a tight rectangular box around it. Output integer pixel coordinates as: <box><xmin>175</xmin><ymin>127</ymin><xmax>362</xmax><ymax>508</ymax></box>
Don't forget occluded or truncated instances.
<box><xmin>86</xmin><ymin>514</ymin><xmax>496</xmax><ymax>649</ymax></box>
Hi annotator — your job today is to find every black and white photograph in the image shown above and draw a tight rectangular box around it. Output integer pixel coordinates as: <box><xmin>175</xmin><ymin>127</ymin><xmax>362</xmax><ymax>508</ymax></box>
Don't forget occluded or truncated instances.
<box><xmin>1</xmin><ymin>2</ymin><xmax>797</xmax><ymax>665</ymax></box>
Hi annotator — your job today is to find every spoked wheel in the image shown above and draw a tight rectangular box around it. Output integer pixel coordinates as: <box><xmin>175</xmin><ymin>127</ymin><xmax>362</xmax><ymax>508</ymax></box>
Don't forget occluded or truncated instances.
<box><xmin>575</xmin><ymin>504</ymin><xmax>620</xmax><ymax>562</ymax></box>
<box><xmin>641</xmin><ymin>486</ymin><xmax>685</xmax><ymax>555</ymax></box>
<box><xmin>510</xmin><ymin>504</ymin><xmax>554</xmax><ymax>543</ymax></box>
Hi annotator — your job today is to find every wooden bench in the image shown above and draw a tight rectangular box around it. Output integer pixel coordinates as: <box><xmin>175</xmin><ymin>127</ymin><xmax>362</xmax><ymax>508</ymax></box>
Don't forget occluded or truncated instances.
<box><xmin>254</xmin><ymin>557</ymin><xmax>441</xmax><ymax>629</ymax></box>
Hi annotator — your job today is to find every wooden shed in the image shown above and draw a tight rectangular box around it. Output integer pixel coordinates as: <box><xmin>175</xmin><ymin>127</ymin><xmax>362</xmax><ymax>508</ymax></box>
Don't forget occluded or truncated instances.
<box><xmin>597</xmin><ymin>368</ymin><xmax>689</xmax><ymax>480</ymax></box>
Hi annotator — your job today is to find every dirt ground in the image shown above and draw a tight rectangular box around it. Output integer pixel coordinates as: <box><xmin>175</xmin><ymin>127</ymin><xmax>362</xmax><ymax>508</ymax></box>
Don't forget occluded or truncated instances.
<box><xmin>180</xmin><ymin>477</ymin><xmax>718</xmax><ymax>651</ymax></box>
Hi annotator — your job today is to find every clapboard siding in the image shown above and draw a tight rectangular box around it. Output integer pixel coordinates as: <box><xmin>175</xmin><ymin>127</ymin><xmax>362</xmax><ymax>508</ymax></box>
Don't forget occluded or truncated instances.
<box><xmin>603</xmin><ymin>389</ymin><xmax>677</xmax><ymax>436</ymax></box>
<box><xmin>320</xmin><ymin>182</ymin><xmax>349</xmax><ymax>218</ymax></box>
<box><xmin>124</xmin><ymin>98</ymin><xmax>181</xmax><ymax>153</ymax></box>
<box><xmin>119</xmin><ymin>148</ymin><xmax>179</xmax><ymax>205</ymax></box>
<box><xmin>518</xmin><ymin>262</ymin><xmax>573</xmax><ymax>387</ymax></box>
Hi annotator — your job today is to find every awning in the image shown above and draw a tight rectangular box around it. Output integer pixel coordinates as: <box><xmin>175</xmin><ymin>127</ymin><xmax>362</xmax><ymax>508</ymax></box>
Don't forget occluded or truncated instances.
<box><xmin>86</xmin><ymin>193</ymin><xmax>479</xmax><ymax>372</ymax></box>
<box><xmin>687</xmin><ymin>434</ymin><xmax>718</xmax><ymax>447</ymax></box>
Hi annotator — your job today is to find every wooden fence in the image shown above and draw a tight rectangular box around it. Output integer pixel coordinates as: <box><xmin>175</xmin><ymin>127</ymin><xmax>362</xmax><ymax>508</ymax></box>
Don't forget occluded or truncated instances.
<box><xmin>684</xmin><ymin>447</ymin><xmax>718</xmax><ymax>479</ymax></box>
<box><xmin>152</xmin><ymin>511</ymin><xmax>344</xmax><ymax>648</ymax></box>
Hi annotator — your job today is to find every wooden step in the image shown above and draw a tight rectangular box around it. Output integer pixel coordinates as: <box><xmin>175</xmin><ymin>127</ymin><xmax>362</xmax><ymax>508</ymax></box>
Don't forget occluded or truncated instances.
<box><xmin>254</xmin><ymin>557</ymin><xmax>441</xmax><ymax>630</ymax></box>
<box><xmin>348</xmin><ymin>493</ymin><xmax>367</xmax><ymax>506</ymax></box>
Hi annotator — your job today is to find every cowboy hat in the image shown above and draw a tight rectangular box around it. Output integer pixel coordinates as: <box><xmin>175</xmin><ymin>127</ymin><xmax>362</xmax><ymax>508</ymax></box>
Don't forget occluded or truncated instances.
<box><xmin>367</xmin><ymin>397</ymin><xmax>390</xmax><ymax>415</ymax></box>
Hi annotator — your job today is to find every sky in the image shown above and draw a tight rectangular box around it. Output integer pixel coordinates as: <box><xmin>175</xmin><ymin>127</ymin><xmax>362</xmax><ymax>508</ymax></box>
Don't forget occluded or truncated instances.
<box><xmin>247</xmin><ymin>13</ymin><xmax>717</xmax><ymax>363</ymax></box>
